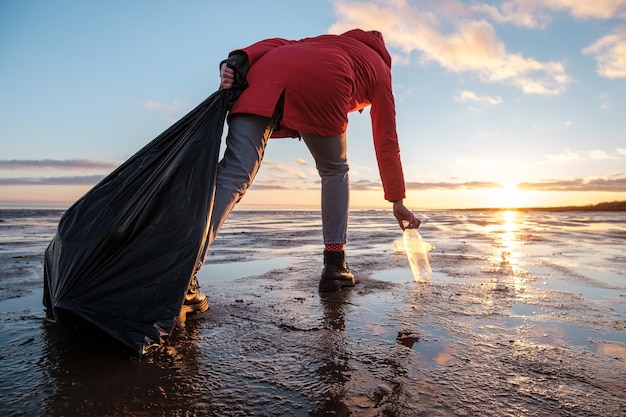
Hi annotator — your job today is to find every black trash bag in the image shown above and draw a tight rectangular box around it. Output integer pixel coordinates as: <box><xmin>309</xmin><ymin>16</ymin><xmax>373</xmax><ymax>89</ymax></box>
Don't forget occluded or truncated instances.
<box><xmin>43</xmin><ymin>67</ymin><xmax>246</xmax><ymax>357</ymax></box>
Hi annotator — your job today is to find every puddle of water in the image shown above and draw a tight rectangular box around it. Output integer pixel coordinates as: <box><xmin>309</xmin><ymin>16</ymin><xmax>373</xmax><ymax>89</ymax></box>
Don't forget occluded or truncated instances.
<box><xmin>536</xmin><ymin>318</ymin><xmax>622</xmax><ymax>345</ymax></box>
<box><xmin>348</xmin><ymin>290</ymin><xmax>457</xmax><ymax>369</ymax></box>
<box><xmin>464</xmin><ymin>314</ymin><xmax>626</xmax><ymax>366</ymax></box>
<box><xmin>372</xmin><ymin>268</ymin><xmax>414</xmax><ymax>284</ymax></box>
<box><xmin>349</xmin><ymin>291</ymin><xmax>397</xmax><ymax>328</ymax></box>
<box><xmin>197</xmin><ymin>257</ymin><xmax>292</xmax><ymax>282</ymax></box>
<box><xmin>614</xmin><ymin>302</ymin><xmax>626</xmax><ymax>321</ymax></box>
<box><xmin>581</xmin><ymin>267</ymin><xmax>625</xmax><ymax>288</ymax></box>
<box><xmin>538</xmin><ymin>278</ymin><xmax>623</xmax><ymax>301</ymax></box>
<box><xmin>0</xmin><ymin>258</ymin><xmax>294</xmax><ymax>314</ymax></box>
<box><xmin>510</xmin><ymin>303</ymin><xmax>538</xmax><ymax>317</ymax></box>
<box><xmin>372</xmin><ymin>268</ymin><xmax>448</xmax><ymax>284</ymax></box>
<box><xmin>407</xmin><ymin>324</ymin><xmax>457</xmax><ymax>368</ymax></box>
<box><xmin>0</xmin><ymin>288</ymin><xmax>43</xmax><ymax>313</ymax></box>
<box><xmin>518</xmin><ymin>243</ymin><xmax>563</xmax><ymax>257</ymax></box>
<box><xmin>465</xmin><ymin>312</ymin><xmax>626</xmax><ymax>345</ymax></box>
<box><xmin>596</xmin><ymin>342</ymin><xmax>626</xmax><ymax>367</ymax></box>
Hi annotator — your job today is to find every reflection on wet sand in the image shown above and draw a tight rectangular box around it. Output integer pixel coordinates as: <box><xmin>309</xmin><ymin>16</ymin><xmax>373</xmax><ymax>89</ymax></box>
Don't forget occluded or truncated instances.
<box><xmin>596</xmin><ymin>342</ymin><xmax>626</xmax><ymax>367</ymax></box>
<box><xmin>311</xmin><ymin>292</ymin><xmax>351</xmax><ymax>416</ymax></box>
<box><xmin>41</xmin><ymin>317</ymin><xmax>204</xmax><ymax>416</ymax></box>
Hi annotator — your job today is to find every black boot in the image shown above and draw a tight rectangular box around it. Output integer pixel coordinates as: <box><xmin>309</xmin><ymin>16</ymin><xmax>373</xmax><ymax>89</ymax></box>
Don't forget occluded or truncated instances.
<box><xmin>180</xmin><ymin>276</ymin><xmax>209</xmax><ymax>320</ymax></box>
<box><xmin>319</xmin><ymin>250</ymin><xmax>356</xmax><ymax>292</ymax></box>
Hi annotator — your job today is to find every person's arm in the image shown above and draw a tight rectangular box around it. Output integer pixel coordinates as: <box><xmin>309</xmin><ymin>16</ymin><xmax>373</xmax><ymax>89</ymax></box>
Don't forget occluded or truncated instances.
<box><xmin>369</xmin><ymin>67</ymin><xmax>405</xmax><ymax>202</ymax></box>
<box><xmin>369</xmin><ymin>66</ymin><xmax>421</xmax><ymax>230</ymax></box>
<box><xmin>232</xmin><ymin>37</ymin><xmax>292</xmax><ymax>66</ymax></box>
<box><xmin>220</xmin><ymin>38</ymin><xmax>293</xmax><ymax>90</ymax></box>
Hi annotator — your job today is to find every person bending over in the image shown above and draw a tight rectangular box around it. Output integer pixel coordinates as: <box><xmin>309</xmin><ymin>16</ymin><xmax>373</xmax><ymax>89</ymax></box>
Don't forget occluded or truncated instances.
<box><xmin>183</xmin><ymin>29</ymin><xmax>421</xmax><ymax>316</ymax></box>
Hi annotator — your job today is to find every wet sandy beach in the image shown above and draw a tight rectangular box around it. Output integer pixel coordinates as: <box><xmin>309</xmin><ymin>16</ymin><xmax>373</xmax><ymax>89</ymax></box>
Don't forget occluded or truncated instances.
<box><xmin>1</xmin><ymin>208</ymin><xmax>625</xmax><ymax>416</ymax></box>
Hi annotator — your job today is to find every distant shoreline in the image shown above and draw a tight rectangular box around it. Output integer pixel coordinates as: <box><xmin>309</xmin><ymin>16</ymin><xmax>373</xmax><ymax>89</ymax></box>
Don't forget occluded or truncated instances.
<box><xmin>460</xmin><ymin>200</ymin><xmax>626</xmax><ymax>212</ymax></box>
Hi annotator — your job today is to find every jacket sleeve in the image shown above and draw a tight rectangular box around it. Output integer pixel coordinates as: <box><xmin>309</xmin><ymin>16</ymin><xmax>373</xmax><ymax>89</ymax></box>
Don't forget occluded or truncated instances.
<box><xmin>369</xmin><ymin>68</ymin><xmax>406</xmax><ymax>202</ymax></box>
<box><xmin>231</xmin><ymin>38</ymin><xmax>294</xmax><ymax>66</ymax></box>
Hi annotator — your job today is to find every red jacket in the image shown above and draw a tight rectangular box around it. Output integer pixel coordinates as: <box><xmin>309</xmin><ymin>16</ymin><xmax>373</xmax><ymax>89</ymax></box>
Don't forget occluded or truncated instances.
<box><xmin>229</xmin><ymin>29</ymin><xmax>406</xmax><ymax>202</ymax></box>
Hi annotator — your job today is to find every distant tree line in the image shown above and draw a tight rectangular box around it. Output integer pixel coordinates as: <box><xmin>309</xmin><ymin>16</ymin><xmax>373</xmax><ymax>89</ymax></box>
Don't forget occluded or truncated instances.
<box><xmin>465</xmin><ymin>200</ymin><xmax>626</xmax><ymax>212</ymax></box>
<box><xmin>532</xmin><ymin>200</ymin><xmax>626</xmax><ymax>212</ymax></box>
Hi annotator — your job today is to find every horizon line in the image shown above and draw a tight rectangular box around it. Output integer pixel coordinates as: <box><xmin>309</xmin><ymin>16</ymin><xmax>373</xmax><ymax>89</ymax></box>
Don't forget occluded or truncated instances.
<box><xmin>1</xmin><ymin>200</ymin><xmax>624</xmax><ymax>212</ymax></box>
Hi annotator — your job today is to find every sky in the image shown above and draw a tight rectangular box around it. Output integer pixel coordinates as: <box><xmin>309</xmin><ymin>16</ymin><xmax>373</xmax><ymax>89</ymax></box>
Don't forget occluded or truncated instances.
<box><xmin>1</xmin><ymin>0</ymin><xmax>625</xmax><ymax>210</ymax></box>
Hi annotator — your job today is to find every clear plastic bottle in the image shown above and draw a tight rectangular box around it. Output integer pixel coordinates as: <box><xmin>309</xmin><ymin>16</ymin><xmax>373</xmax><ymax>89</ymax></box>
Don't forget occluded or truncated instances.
<box><xmin>403</xmin><ymin>228</ymin><xmax>433</xmax><ymax>282</ymax></box>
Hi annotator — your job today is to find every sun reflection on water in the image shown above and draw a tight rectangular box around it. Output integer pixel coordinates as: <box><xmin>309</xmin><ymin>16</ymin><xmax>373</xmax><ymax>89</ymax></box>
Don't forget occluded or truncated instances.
<box><xmin>500</xmin><ymin>210</ymin><xmax>518</xmax><ymax>253</ymax></box>
<box><xmin>480</xmin><ymin>209</ymin><xmax>530</xmax><ymax>302</ymax></box>
<box><xmin>499</xmin><ymin>210</ymin><xmax>530</xmax><ymax>294</ymax></box>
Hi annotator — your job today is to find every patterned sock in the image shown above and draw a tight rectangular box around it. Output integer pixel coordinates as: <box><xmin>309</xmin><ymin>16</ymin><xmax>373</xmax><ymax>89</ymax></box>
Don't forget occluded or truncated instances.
<box><xmin>325</xmin><ymin>243</ymin><xmax>344</xmax><ymax>252</ymax></box>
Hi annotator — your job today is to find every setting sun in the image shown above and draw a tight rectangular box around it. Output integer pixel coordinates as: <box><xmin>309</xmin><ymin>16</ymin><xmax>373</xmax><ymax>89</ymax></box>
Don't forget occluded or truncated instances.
<box><xmin>498</xmin><ymin>182</ymin><xmax>528</xmax><ymax>209</ymax></box>
<box><xmin>477</xmin><ymin>182</ymin><xmax>532</xmax><ymax>209</ymax></box>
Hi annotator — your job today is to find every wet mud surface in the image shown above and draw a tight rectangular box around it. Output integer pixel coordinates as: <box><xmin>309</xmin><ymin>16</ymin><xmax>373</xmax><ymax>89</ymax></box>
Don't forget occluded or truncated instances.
<box><xmin>1</xmin><ymin>209</ymin><xmax>625</xmax><ymax>416</ymax></box>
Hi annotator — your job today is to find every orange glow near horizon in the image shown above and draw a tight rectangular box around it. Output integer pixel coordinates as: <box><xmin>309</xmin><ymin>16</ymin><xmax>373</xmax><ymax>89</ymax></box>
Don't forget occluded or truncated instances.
<box><xmin>0</xmin><ymin>184</ymin><xmax>623</xmax><ymax>210</ymax></box>
<box><xmin>466</xmin><ymin>182</ymin><xmax>534</xmax><ymax>209</ymax></box>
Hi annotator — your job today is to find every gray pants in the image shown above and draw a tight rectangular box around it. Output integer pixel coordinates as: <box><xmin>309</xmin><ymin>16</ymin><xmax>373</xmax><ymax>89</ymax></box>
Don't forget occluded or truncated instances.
<box><xmin>198</xmin><ymin>113</ymin><xmax>349</xmax><ymax>267</ymax></box>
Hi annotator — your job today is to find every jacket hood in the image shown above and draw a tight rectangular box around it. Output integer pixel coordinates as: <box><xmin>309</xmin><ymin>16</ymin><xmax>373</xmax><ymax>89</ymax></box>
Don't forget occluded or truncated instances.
<box><xmin>341</xmin><ymin>29</ymin><xmax>392</xmax><ymax>68</ymax></box>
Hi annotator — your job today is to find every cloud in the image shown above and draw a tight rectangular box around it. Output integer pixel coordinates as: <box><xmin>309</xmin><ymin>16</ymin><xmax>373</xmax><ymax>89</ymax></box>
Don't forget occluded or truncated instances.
<box><xmin>4</xmin><ymin>173</ymin><xmax>624</xmax><ymax>194</ymax></box>
<box><xmin>262</xmin><ymin>161</ymin><xmax>308</xmax><ymax>179</ymax></box>
<box><xmin>473</xmin><ymin>1</ymin><xmax>626</xmax><ymax>79</ymax></box>
<box><xmin>589</xmin><ymin>149</ymin><xmax>618</xmax><ymax>160</ymax></box>
<box><xmin>356</xmin><ymin>176</ymin><xmax>626</xmax><ymax>193</ymax></box>
<box><xmin>248</xmin><ymin>181</ymin><xmax>292</xmax><ymax>191</ymax></box>
<box><xmin>0</xmin><ymin>175</ymin><xmax>104</xmax><ymax>185</ymax></box>
<box><xmin>470</xmin><ymin>2</ymin><xmax>550</xmax><ymax>28</ymax></box>
<box><xmin>330</xmin><ymin>0</ymin><xmax>570</xmax><ymax>94</ymax></box>
<box><xmin>582</xmin><ymin>27</ymin><xmax>626</xmax><ymax>78</ymax></box>
<box><xmin>0</xmin><ymin>159</ymin><xmax>118</xmax><ymax>186</ymax></box>
<box><xmin>543</xmin><ymin>151</ymin><xmax>584</xmax><ymax>163</ymax></box>
<box><xmin>542</xmin><ymin>148</ymin><xmax>624</xmax><ymax>164</ymax></box>
<box><xmin>351</xmin><ymin>179</ymin><xmax>382</xmax><ymax>191</ymax></box>
<box><xmin>518</xmin><ymin>176</ymin><xmax>626</xmax><ymax>192</ymax></box>
<box><xmin>350</xmin><ymin>178</ymin><xmax>482</xmax><ymax>192</ymax></box>
<box><xmin>406</xmin><ymin>181</ymin><xmax>503</xmax><ymax>191</ymax></box>
<box><xmin>473</xmin><ymin>0</ymin><xmax>626</xmax><ymax>28</ymax></box>
<box><xmin>552</xmin><ymin>0</ymin><xmax>626</xmax><ymax>20</ymax></box>
<box><xmin>141</xmin><ymin>99</ymin><xmax>189</xmax><ymax>113</ymax></box>
<box><xmin>454</xmin><ymin>89</ymin><xmax>503</xmax><ymax>104</ymax></box>
<box><xmin>0</xmin><ymin>158</ymin><xmax>120</xmax><ymax>171</ymax></box>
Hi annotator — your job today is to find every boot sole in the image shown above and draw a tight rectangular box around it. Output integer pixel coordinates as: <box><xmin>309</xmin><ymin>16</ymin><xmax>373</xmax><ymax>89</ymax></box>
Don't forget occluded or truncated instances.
<box><xmin>178</xmin><ymin>298</ymin><xmax>209</xmax><ymax>323</ymax></box>
<box><xmin>319</xmin><ymin>277</ymin><xmax>356</xmax><ymax>293</ymax></box>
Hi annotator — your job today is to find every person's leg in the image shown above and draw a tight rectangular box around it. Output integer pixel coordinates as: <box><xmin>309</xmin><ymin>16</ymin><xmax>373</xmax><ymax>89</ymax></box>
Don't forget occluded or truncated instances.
<box><xmin>209</xmin><ymin>114</ymin><xmax>272</xmax><ymax>241</ymax></box>
<box><xmin>196</xmin><ymin>114</ymin><xmax>272</xmax><ymax>267</ymax></box>
<box><xmin>184</xmin><ymin>113</ymin><xmax>271</xmax><ymax>317</ymax></box>
<box><xmin>301</xmin><ymin>132</ymin><xmax>349</xmax><ymax>245</ymax></box>
<box><xmin>301</xmin><ymin>132</ymin><xmax>354</xmax><ymax>292</ymax></box>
